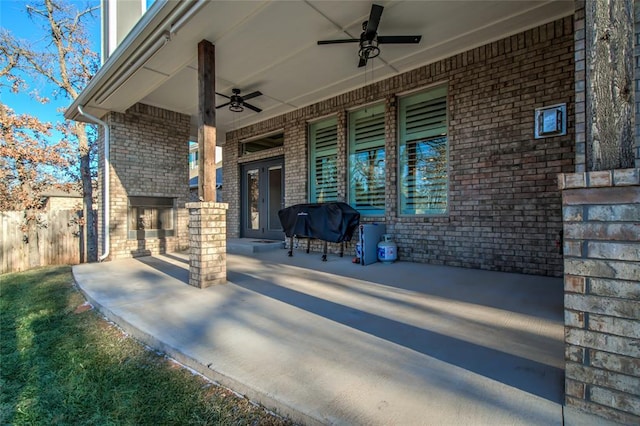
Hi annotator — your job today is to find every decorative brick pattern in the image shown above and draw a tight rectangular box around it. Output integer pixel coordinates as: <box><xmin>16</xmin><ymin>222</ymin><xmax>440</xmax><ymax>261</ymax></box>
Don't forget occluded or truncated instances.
<box><xmin>98</xmin><ymin>103</ymin><xmax>191</xmax><ymax>259</ymax></box>
<box><xmin>223</xmin><ymin>17</ymin><xmax>575</xmax><ymax>276</ymax></box>
<box><xmin>560</xmin><ymin>169</ymin><xmax>640</xmax><ymax>424</ymax></box>
<box><xmin>186</xmin><ymin>202</ymin><xmax>228</xmax><ymax>288</ymax></box>
<box><xmin>574</xmin><ymin>0</ymin><xmax>587</xmax><ymax>172</ymax></box>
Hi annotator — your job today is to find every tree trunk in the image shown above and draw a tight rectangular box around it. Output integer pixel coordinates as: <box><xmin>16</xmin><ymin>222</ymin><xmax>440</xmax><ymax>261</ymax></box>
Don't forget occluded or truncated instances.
<box><xmin>77</xmin><ymin>123</ymin><xmax>97</xmax><ymax>262</ymax></box>
<box><xmin>586</xmin><ymin>0</ymin><xmax>635</xmax><ymax>170</ymax></box>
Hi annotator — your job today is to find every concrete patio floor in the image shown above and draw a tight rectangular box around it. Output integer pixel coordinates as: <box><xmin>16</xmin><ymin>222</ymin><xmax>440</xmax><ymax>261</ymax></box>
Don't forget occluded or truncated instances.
<box><xmin>72</xmin><ymin>247</ymin><xmax>615</xmax><ymax>425</ymax></box>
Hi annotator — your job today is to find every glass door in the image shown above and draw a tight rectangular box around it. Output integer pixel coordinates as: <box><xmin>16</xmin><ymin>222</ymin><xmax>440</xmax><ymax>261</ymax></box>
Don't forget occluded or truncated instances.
<box><xmin>241</xmin><ymin>157</ymin><xmax>284</xmax><ymax>240</ymax></box>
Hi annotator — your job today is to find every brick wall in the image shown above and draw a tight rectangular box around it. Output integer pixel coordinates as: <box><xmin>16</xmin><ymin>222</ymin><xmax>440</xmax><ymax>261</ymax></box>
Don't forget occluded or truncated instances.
<box><xmin>574</xmin><ymin>1</ymin><xmax>587</xmax><ymax>172</ymax></box>
<box><xmin>559</xmin><ymin>169</ymin><xmax>640</xmax><ymax>424</ymax></box>
<box><xmin>98</xmin><ymin>103</ymin><xmax>191</xmax><ymax>259</ymax></box>
<box><xmin>224</xmin><ymin>17</ymin><xmax>575</xmax><ymax>276</ymax></box>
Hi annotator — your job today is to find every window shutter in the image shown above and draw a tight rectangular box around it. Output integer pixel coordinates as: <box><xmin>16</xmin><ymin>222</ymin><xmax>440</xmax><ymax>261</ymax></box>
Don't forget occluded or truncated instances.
<box><xmin>349</xmin><ymin>104</ymin><xmax>385</xmax><ymax>215</ymax></box>
<box><xmin>309</xmin><ymin>118</ymin><xmax>338</xmax><ymax>203</ymax></box>
<box><xmin>399</xmin><ymin>87</ymin><xmax>448</xmax><ymax>215</ymax></box>
<box><xmin>405</xmin><ymin>97</ymin><xmax>447</xmax><ymax>140</ymax></box>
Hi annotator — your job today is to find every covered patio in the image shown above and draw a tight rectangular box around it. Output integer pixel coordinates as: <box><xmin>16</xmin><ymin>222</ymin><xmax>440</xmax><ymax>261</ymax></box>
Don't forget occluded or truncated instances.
<box><xmin>72</xmin><ymin>247</ymin><xmax>608</xmax><ymax>425</ymax></box>
<box><xmin>65</xmin><ymin>1</ymin><xmax>639</xmax><ymax>422</ymax></box>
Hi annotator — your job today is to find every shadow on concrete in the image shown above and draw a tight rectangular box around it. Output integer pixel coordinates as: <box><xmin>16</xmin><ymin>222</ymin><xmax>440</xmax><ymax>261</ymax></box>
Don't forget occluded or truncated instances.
<box><xmin>134</xmin><ymin>256</ymin><xmax>189</xmax><ymax>283</ymax></box>
<box><xmin>239</xmin><ymin>251</ymin><xmax>564</xmax><ymax>322</ymax></box>
<box><xmin>162</xmin><ymin>252</ymin><xmax>189</xmax><ymax>264</ymax></box>
<box><xmin>229</xmin><ymin>270</ymin><xmax>564</xmax><ymax>404</ymax></box>
<box><xmin>117</xmin><ymin>252</ymin><xmax>563</xmax><ymax>406</ymax></box>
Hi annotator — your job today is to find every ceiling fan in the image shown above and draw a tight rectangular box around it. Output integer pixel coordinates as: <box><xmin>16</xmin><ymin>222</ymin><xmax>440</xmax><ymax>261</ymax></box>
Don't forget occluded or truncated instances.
<box><xmin>216</xmin><ymin>88</ymin><xmax>262</xmax><ymax>113</ymax></box>
<box><xmin>317</xmin><ymin>4</ymin><xmax>421</xmax><ymax>68</ymax></box>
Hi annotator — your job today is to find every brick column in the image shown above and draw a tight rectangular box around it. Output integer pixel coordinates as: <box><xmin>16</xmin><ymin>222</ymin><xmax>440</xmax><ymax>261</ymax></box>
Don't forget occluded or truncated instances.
<box><xmin>559</xmin><ymin>169</ymin><xmax>640</xmax><ymax>424</ymax></box>
<box><xmin>186</xmin><ymin>202</ymin><xmax>228</xmax><ymax>288</ymax></box>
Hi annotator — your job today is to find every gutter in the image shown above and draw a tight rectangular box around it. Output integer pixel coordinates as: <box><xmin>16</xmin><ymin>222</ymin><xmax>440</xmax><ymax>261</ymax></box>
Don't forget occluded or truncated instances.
<box><xmin>77</xmin><ymin>106</ymin><xmax>110</xmax><ymax>262</ymax></box>
<box><xmin>65</xmin><ymin>0</ymin><xmax>196</xmax><ymax>121</ymax></box>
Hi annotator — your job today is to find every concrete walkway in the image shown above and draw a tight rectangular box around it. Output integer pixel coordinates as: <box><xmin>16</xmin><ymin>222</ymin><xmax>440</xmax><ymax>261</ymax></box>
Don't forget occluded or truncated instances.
<box><xmin>72</xmin><ymin>249</ymin><xmax>614</xmax><ymax>425</ymax></box>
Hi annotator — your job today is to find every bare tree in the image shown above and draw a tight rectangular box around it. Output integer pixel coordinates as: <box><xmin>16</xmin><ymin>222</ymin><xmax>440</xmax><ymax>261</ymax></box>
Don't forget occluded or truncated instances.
<box><xmin>1</xmin><ymin>0</ymin><xmax>99</xmax><ymax>261</ymax></box>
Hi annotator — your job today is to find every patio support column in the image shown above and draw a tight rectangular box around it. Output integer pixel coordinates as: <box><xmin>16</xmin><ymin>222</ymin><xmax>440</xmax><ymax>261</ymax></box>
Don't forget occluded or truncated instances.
<box><xmin>560</xmin><ymin>1</ymin><xmax>639</xmax><ymax>423</ymax></box>
<box><xmin>198</xmin><ymin>40</ymin><xmax>217</xmax><ymax>200</ymax></box>
<box><xmin>188</xmin><ymin>39</ymin><xmax>227</xmax><ymax>288</ymax></box>
<box><xmin>186</xmin><ymin>201</ymin><xmax>228</xmax><ymax>288</ymax></box>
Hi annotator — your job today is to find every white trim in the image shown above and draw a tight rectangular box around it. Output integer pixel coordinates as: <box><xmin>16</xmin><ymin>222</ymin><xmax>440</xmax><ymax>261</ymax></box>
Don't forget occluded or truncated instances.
<box><xmin>306</xmin><ymin>112</ymin><xmax>339</xmax><ymax>125</ymax></box>
<box><xmin>65</xmin><ymin>0</ymin><xmax>196</xmax><ymax>121</ymax></box>
<box><xmin>240</xmin><ymin>129</ymin><xmax>285</xmax><ymax>144</ymax></box>
<box><xmin>395</xmin><ymin>80</ymin><xmax>450</xmax><ymax>99</ymax></box>
<box><xmin>95</xmin><ymin>31</ymin><xmax>171</xmax><ymax>104</ymax></box>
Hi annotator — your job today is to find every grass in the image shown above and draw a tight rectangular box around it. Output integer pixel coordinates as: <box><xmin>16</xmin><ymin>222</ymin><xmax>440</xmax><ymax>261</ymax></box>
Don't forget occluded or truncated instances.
<box><xmin>0</xmin><ymin>266</ymin><xmax>292</xmax><ymax>425</ymax></box>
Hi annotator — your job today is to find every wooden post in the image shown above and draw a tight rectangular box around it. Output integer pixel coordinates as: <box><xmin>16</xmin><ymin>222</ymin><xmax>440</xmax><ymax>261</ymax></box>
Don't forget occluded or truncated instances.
<box><xmin>198</xmin><ymin>40</ymin><xmax>216</xmax><ymax>201</ymax></box>
<box><xmin>586</xmin><ymin>0</ymin><xmax>635</xmax><ymax>170</ymax></box>
<box><xmin>190</xmin><ymin>40</ymin><xmax>227</xmax><ymax>287</ymax></box>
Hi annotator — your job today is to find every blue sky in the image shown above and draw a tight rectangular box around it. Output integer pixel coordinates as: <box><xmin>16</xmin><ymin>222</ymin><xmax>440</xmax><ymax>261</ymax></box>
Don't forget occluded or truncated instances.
<box><xmin>1</xmin><ymin>0</ymin><xmax>101</xmax><ymax>124</ymax></box>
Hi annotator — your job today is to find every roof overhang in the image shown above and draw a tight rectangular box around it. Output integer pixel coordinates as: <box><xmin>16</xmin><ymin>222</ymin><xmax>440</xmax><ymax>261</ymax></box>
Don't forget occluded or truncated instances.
<box><xmin>65</xmin><ymin>0</ymin><xmax>575</xmax><ymax>144</ymax></box>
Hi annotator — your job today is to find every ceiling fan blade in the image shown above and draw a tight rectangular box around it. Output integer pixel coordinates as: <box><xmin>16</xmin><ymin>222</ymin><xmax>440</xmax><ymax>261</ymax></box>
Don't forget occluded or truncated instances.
<box><xmin>364</xmin><ymin>4</ymin><xmax>384</xmax><ymax>40</ymax></box>
<box><xmin>244</xmin><ymin>102</ymin><xmax>262</xmax><ymax>113</ymax></box>
<box><xmin>317</xmin><ymin>39</ymin><xmax>360</xmax><ymax>45</ymax></box>
<box><xmin>216</xmin><ymin>102</ymin><xmax>231</xmax><ymax>109</ymax></box>
<box><xmin>358</xmin><ymin>45</ymin><xmax>373</xmax><ymax>68</ymax></box>
<box><xmin>378</xmin><ymin>35</ymin><xmax>422</xmax><ymax>44</ymax></box>
<box><xmin>242</xmin><ymin>91</ymin><xmax>262</xmax><ymax>101</ymax></box>
<box><xmin>358</xmin><ymin>48</ymin><xmax>371</xmax><ymax>68</ymax></box>
<box><xmin>215</xmin><ymin>92</ymin><xmax>231</xmax><ymax>99</ymax></box>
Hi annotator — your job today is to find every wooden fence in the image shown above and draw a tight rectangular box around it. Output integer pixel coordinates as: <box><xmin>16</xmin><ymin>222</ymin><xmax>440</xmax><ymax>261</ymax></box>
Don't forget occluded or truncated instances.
<box><xmin>1</xmin><ymin>210</ymin><xmax>83</xmax><ymax>274</ymax></box>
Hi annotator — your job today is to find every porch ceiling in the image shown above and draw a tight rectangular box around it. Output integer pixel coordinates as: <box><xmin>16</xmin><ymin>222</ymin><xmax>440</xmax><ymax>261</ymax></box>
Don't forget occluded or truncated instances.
<box><xmin>66</xmin><ymin>0</ymin><xmax>574</xmax><ymax>143</ymax></box>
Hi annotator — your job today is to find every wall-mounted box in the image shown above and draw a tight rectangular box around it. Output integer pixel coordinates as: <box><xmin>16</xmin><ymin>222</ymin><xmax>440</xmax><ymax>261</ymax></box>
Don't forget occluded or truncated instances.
<box><xmin>534</xmin><ymin>103</ymin><xmax>566</xmax><ymax>139</ymax></box>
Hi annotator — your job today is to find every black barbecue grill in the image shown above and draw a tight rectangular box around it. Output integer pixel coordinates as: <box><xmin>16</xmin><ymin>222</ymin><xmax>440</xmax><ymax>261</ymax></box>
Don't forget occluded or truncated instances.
<box><xmin>278</xmin><ymin>202</ymin><xmax>360</xmax><ymax>261</ymax></box>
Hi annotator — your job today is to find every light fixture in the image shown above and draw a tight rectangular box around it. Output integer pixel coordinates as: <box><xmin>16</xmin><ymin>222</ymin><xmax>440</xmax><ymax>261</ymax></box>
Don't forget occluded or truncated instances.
<box><xmin>227</xmin><ymin>89</ymin><xmax>245</xmax><ymax>112</ymax></box>
<box><xmin>229</xmin><ymin>102</ymin><xmax>244</xmax><ymax>113</ymax></box>
<box><xmin>359</xmin><ymin>38</ymin><xmax>380</xmax><ymax>60</ymax></box>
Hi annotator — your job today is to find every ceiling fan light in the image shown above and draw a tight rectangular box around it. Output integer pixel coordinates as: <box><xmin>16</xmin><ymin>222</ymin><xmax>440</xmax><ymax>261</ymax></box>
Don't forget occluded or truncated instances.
<box><xmin>359</xmin><ymin>39</ymin><xmax>380</xmax><ymax>59</ymax></box>
<box><xmin>229</xmin><ymin>103</ymin><xmax>244</xmax><ymax>113</ymax></box>
<box><xmin>359</xmin><ymin>45</ymin><xmax>380</xmax><ymax>60</ymax></box>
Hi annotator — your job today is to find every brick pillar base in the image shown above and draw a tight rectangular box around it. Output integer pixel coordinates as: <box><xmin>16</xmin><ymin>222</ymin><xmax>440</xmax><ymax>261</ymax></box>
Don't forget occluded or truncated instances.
<box><xmin>559</xmin><ymin>169</ymin><xmax>640</xmax><ymax>424</ymax></box>
<box><xmin>186</xmin><ymin>202</ymin><xmax>228</xmax><ymax>288</ymax></box>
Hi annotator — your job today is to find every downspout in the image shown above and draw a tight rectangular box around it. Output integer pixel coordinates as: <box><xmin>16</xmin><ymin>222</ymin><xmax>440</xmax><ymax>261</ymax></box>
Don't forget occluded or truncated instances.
<box><xmin>77</xmin><ymin>106</ymin><xmax>110</xmax><ymax>261</ymax></box>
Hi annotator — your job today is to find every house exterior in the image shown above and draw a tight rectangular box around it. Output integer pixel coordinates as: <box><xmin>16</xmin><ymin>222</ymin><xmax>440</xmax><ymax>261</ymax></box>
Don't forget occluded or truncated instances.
<box><xmin>224</xmin><ymin>20</ymin><xmax>575</xmax><ymax>274</ymax></box>
<box><xmin>66</xmin><ymin>1</ymin><xmax>639</xmax><ymax>423</ymax></box>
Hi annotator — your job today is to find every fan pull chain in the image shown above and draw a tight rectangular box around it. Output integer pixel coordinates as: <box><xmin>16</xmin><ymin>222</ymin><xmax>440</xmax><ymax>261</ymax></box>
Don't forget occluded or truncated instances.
<box><xmin>363</xmin><ymin>59</ymin><xmax>375</xmax><ymax>116</ymax></box>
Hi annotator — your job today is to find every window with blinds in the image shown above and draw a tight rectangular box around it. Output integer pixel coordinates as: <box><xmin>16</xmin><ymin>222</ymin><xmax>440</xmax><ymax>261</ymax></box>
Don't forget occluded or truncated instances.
<box><xmin>349</xmin><ymin>104</ymin><xmax>385</xmax><ymax>215</ymax></box>
<box><xmin>309</xmin><ymin>117</ymin><xmax>338</xmax><ymax>203</ymax></box>
<box><xmin>399</xmin><ymin>86</ymin><xmax>448</xmax><ymax>215</ymax></box>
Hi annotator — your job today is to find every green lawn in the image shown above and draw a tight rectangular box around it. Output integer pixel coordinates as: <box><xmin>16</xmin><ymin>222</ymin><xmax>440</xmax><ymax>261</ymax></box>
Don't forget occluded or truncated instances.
<box><xmin>0</xmin><ymin>266</ymin><xmax>291</xmax><ymax>425</ymax></box>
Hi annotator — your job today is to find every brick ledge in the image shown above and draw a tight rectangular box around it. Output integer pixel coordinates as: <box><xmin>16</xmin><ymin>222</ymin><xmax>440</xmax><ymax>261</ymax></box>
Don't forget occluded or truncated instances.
<box><xmin>558</xmin><ymin>168</ymin><xmax>640</xmax><ymax>190</ymax></box>
<box><xmin>186</xmin><ymin>202</ymin><xmax>229</xmax><ymax>209</ymax></box>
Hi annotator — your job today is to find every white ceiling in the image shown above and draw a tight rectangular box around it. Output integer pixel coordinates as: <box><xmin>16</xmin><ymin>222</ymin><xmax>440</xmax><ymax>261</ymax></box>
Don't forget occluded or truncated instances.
<box><xmin>76</xmin><ymin>0</ymin><xmax>575</xmax><ymax>144</ymax></box>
